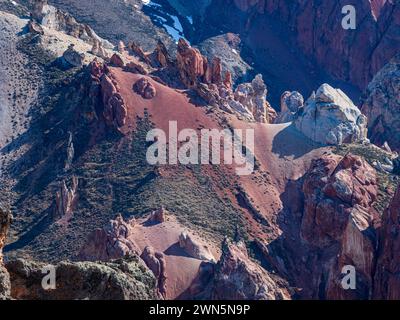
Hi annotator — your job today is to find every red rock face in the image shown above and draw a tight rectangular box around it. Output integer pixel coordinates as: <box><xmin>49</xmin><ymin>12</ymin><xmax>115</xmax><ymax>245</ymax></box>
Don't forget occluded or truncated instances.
<box><xmin>210</xmin><ymin>240</ymin><xmax>290</xmax><ymax>300</ymax></box>
<box><xmin>374</xmin><ymin>186</ymin><xmax>400</xmax><ymax>299</ymax></box>
<box><xmin>229</xmin><ymin>0</ymin><xmax>399</xmax><ymax>89</ymax></box>
<box><xmin>177</xmin><ymin>38</ymin><xmax>207</xmax><ymax>88</ymax></box>
<box><xmin>361</xmin><ymin>54</ymin><xmax>400</xmax><ymax>152</ymax></box>
<box><xmin>301</xmin><ymin>154</ymin><xmax>379</xmax><ymax>299</ymax></box>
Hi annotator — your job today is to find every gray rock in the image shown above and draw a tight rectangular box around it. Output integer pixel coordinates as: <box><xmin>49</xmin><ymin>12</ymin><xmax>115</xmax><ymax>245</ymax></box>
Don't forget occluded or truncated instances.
<box><xmin>275</xmin><ymin>91</ymin><xmax>304</xmax><ymax>123</ymax></box>
<box><xmin>62</xmin><ymin>44</ymin><xmax>84</xmax><ymax>67</ymax></box>
<box><xmin>295</xmin><ymin>83</ymin><xmax>368</xmax><ymax>145</ymax></box>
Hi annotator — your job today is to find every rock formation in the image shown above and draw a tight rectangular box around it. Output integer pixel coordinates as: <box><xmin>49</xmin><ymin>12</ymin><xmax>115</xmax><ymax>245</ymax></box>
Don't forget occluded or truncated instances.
<box><xmin>275</xmin><ymin>91</ymin><xmax>304</xmax><ymax>123</ymax></box>
<box><xmin>110</xmin><ymin>53</ymin><xmax>124</xmax><ymax>68</ymax></box>
<box><xmin>140</xmin><ymin>246</ymin><xmax>167</xmax><ymax>298</ymax></box>
<box><xmin>301</xmin><ymin>153</ymin><xmax>379</xmax><ymax>299</ymax></box>
<box><xmin>128</xmin><ymin>41</ymin><xmax>151</xmax><ymax>65</ymax></box>
<box><xmin>178</xmin><ymin>232</ymin><xmax>215</xmax><ymax>262</ymax></box>
<box><xmin>211</xmin><ymin>240</ymin><xmax>290</xmax><ymax>300</ymax></box>
<box><xmin>151</xmin><ymin>40</ymin><xmax>171</xmax><ymax>68</ymax></box>
<box><xmin>177</xmin><ymin>38</ymin><xmax>208</xmax><ymax>88</ymax></box>
<box><xmin>90</xmin><ymin>40</ymin><xmax>109</xmax><ymax>60</ymax></box>
<box><xmin>133</xmin><ymin>77</ymin><xmax>157</xmax><ymax>99</ymax></box>
<box><xmin>374</xmin><ymin>186</ymin><xmax>400</xmax><ymax>299</ymax></box>
<box><xmin>27</xmin><ymin>19</ymin><xmax>44</xmax><ymax>35</ymax></box>
<box><xmin>100</xmin><ymin>73</ymin><xmax>128</xmax><ymax>129</ymax></box>
<box><xmin>233</xmin><ymin>74</ymin><xmax>271</xmax><ymax>123</ymax></box>
<box><xmin>361</xmin><ymin>54</ymin><xmax>400</xmax><ymax>152</ymax></box>
<box><xmin>31</xmin><ymin>0</ymin><xmax>113</xmax><ymax>49</ymax></box>
<box><xmin>124</xmin><ymin>61</ymin><xmax>147</xmax><ymax>75</ymax></box>
<box><xmin>54</xmin><ymin>176</ymin><xmax>78</xmax><ymax>222</ymax></box>
<box><xmin>6</xmin><ymin>256</ymin><xmax>158</xmax><ymax>300</ymax></box>
<box><xmin>79</xmin><ymin>215</ymin><xmax>140</xmax><ymax>261</ymax></box>
<box><xmin>295</xmin><ymin>84</ymin><xmax>368</xmax><ymax>145</ymax></box>
<box><xmin>147</xmin><ymin>207</ymin><xmax>167</xmax><ymax>224</ymax></box>
<box><xmin>0</xmin><ymin>206</ymin><xmax>11</xmax><ymax>299</ymax></box>
<box><xmin>62</xmin><ymin>44</ymin><xmax>84</xmax><ymax>68</ymax></box>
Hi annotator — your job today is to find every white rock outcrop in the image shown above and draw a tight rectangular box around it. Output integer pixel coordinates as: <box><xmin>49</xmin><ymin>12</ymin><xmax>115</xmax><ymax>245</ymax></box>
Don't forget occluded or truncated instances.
<box><xmin>295</xmin><ymin>84</ymin><xmax>368</xmax><ymax>145</ymax></box>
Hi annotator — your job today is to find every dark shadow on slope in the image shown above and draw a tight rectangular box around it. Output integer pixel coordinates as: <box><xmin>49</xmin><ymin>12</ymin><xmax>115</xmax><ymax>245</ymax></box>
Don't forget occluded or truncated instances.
<box><xmin>271</xmin><ymin>123</ymin><xmax>322</xmax><ymax>159</ymax></box>
<box><xmin>164</xmin><ymin>242</ymin><xmax>192</xmax><ymax>258</ymax></box>
<box><xmin>4</xmin><ymin>207</ymin><xmax>53</xmax><ymax>252</ymax></box>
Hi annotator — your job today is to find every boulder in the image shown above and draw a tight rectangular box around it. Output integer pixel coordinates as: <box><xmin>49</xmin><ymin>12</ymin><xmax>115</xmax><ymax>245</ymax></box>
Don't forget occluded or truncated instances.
<box><xmin>124</xmin><ymin>61</ymin><xmax>148</xmax><ymax>75</ymax></box>
<box><xmin>133</xmin><ymin>77</ymin><xmax>157</xmax><ymax>99</ymax></box>
<box><xmin>62</xmin><ymin>44</ymin><xmax>85</xmax><ymax>68</ymax></box>
<box><xmin>90</xmin><ymin>40</ymin><xmax>109</xmax><ymax>60</ymax></box>
<box><xmin>147</xmin><ymin>207</ymin><xmax>167</xmax><ymax>224</ymax></box>
<box><xmin>151</xmin><ymin>40</ymin><xmax>171</xmax><ymax>68</ymax></box>
<box><xmin>275</xmin><ymin>91</ymin><xmax>304</xmax><ymax>123</ymax></box>
<box><xmin>110</xmin><ymin>53</ymin><xmax>124</xmax><ymax>68</ymax></box>
<box><xmin>295</xmin><ymin>84</ymin><xmax>368</xmax><ymax>145</ymax></box>
<box><xmin>27</xmin><ymin>20</ymin><xmax>44</xmax><ymax>35</ymax></box>
<box><xmin>178</xmin><ymin>232</ymin><xmax>215</xmax><ymax>262</ymax></box>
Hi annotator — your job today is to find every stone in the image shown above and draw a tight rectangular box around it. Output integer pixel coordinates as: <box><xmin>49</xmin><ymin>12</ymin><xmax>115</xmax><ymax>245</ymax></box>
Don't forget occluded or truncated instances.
<box><xmin>124</xmin><ymin>61</ymin><xmax>147</xmax><ymax>75</ymax></box>
<box><xmin>63</xmin><ymin>44</ymin><xmax>85</xmax><ymax>68</ymax></box>
<box><xmin>91</xmin><ymin>40</ymin><xmax>109</xmax><ymax>59</ymax></box>
<box><xmin>178</xmin><ymin>232</ymin><xmax>215</xmax><ymax>262</ymax></box>
<box><xmin>27</xmin><ymin>20</ymin><xmax>44</xmax><ymax>35</ymax></box>
<box><xmin>133</xmin><ymin>77</ymin><xmax>157</xmax><ymax>99</ymax></box>
<box><xmin>32</xmin><ymin>0</ymin><xmax>113</xmax><ymax>49</ymax></box>
<box><xmin>233</xmin><ymin>74</ymin><xmax>270</xmax><ymax>123</ymax></box>
<box><xmin>110</xmin><ymin>53</ymin><xmax>124</xmax><ymax>68</ymax></box>
<box><xmin>275</xmin><ymin>91</ymin><xmax>304</xmax><ymax>123</ymax></box>
<box><xmin>129</xmin><ymin>41</ymin><xmax>151</xmax><ymax>64</ymax></box>
<box><xmin>148</xmin><ymin>207</ymin><xmax>167</xmax><ymax>224</ymax></box>
<box><xmin>295</xmin><ymin>84</ymin><xmax>368</xmax><ymax>145</ymax></box>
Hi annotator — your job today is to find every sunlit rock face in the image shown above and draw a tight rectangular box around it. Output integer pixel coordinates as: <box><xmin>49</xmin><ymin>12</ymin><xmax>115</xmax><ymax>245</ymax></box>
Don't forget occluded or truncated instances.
<box><xmin>295</xmin><ymin>84</ymin><xmax>368</xmax><ymax>146</ymax></box>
